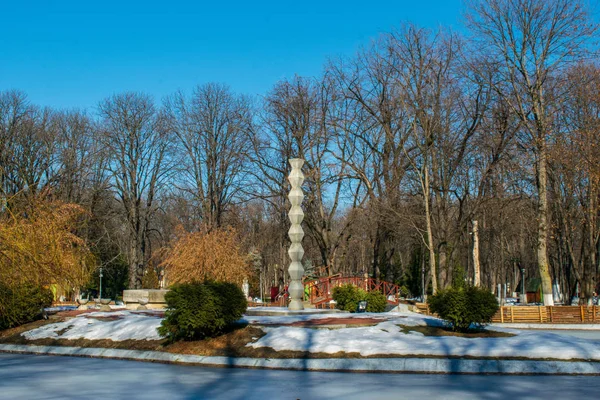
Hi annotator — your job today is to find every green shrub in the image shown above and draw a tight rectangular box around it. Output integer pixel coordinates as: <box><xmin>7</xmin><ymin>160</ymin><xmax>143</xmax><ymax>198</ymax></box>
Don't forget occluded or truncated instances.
<box><xmin>208</xmin><ymin>280</ymin><xmax>248</xmax><ymax>319</ymax></box>
<box><xmin>0</xmin><ymin>284</ymin><xmax>54</xmax><ymax>330</ymax></box>
<box><xmin>332</xmin><ymin>284</ymin><xmax>387</xmax><ymax>313</ymax></box>
<box><xmin>365</xmin><ymin>291</ymin><xmax>387</xmax><ymax>312</ymax></box>
<box><xmin>399</xmin><ymin>285</ymin><xmax>411</xmax><ymax>298</ymax></box>
<box><xmin>158</xmin><ymin>281</ymin><xmax>247</xmax><ymax>342</ymax></box>
<box><xmin>451</xmin><ymin>265</ymin><xmax>467</xmax><ymax>289</ymax></box>
<box><xmin>428</xmin><ymin>286</ymin><xmax>499</xmax><ymax>332</ymax></box>
<box><xmin>467</xmin><ymin>285</ymin><xmax>500</xmax><ymax>325</ymax></box>
<box><xmin>332</xmin><ymin>284</ymin><xmax>364</xmax><ymax>312</ymax></box>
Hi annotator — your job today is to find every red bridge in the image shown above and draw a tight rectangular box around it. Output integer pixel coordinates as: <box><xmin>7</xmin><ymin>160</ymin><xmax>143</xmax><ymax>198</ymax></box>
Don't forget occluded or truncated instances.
<box><xmin>305</xmin><ymin>276</ymin><xmax>400</xmax><ymax>308</ymax></box>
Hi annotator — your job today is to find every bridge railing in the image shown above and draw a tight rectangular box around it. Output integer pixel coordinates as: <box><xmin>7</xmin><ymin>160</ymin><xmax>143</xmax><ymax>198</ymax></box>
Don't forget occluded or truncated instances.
<box><xmin>306</xmin><ymin>276</ymin><xmax>400</xmax><ymax>306</ymax></box>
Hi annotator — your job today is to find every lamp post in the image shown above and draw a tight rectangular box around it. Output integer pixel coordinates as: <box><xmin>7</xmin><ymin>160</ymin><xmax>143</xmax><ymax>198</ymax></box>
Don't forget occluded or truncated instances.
<box><xmin>421</xmin><ymin>264</ymin><xmax>425</xmax><ymax>302</ymax></box>
<box><xmin>521</xmin><ymin>267</ymin><xmax>526</xmax><ymax>304</ymax></box>
<box><xmin>99</xmin><ymin>267</ymin><xmax>103</xmax><ymax>300</ymax></box>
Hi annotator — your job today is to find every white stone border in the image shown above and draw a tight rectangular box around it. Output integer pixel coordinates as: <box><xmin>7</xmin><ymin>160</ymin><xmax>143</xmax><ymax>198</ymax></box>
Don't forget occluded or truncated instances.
<box><xmin>1</xmin><ymin>344</ymin><xmax>599</xmax><ymax>375</ymax></box>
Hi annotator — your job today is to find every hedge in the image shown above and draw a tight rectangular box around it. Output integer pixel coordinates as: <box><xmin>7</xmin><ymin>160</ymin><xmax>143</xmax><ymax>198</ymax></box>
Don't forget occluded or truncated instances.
<box><xmin>427</xmin><ymin>286</ymin><xmax>498</xmax><ymax>332</ymax></box>
<box><xmin>158</xmin><ymin>281</ymin><xmax>247</xmax><ymax>342</ymax></box>
<box><xmin>0</xmin><ymin>284</ymin><xmax>53</xmax><ymax>330</ymax></box>
<box><xmin>332</xmin><ymin>284</ymin><xmax>387</xmax><ymax>313</ymax></box>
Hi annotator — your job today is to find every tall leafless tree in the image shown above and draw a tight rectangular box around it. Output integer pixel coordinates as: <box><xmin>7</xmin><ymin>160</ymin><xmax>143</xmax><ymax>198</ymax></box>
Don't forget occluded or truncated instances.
<box><xmin>98</xmin><ymin>92</ymin><xmax>171</xmax><ymax>289</ymax></box>
<box><xmin>165</xmin><ymin>83</ymin><xmax>253</xmax><ymax>230</ymax></box>
<box><xmin>466</xmin><ymin>0</ymin><xmax>597</xmax><ymax>305</ymax></box>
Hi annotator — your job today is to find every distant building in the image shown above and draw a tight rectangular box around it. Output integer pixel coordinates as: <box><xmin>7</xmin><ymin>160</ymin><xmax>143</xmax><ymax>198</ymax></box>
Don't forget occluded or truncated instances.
<box><xmin>516</xmin><ymin>277</ymin><xmax>542</xmax><ymax>303</ymax></box>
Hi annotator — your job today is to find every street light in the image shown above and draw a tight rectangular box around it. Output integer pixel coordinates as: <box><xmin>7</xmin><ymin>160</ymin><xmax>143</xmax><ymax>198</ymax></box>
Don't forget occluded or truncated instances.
<box><xmin>421</xmin><ymin>265</ymin><xmax>425</xmax><ymax>302</ymax></box>
<box><xmin>99</xmin><ymin>267</ymin><xmax>103</xmax><ymax>300</ymax></box>
<box><xmin>521</xmin><ymin>267</ymin><xmax>526</xmax><ymax>304</ymax></box>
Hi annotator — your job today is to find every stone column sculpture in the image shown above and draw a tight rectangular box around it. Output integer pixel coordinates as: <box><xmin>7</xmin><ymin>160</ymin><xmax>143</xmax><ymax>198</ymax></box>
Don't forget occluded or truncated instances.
<box><xmin>287</xmin><ymin>158</ymin><xmax>305</xmax><ymax>310</ymax></box>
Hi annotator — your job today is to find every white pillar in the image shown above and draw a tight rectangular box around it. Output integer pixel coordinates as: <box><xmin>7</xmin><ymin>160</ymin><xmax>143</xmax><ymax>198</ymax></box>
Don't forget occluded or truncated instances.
<box><xmin>287</xmin><ymin>158</ymin><xmax>305</xmax><ymax>310</ymax></box>
<box><xmin>497</xmin><ymin>283</ymin><xmax>502</xmax><ymax>304</ymax></box>
<box><xmin>472</xmin><ymin>220</ymin><xmax>481</xmax><ymax>287</ymax></box>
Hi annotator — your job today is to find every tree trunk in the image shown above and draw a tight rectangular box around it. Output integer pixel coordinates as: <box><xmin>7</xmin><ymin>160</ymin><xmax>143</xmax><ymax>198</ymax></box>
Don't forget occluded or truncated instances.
<box><xmin>424</xmin><ymin>167</ymin><xmax>437</xmax><ymax>294</ymax></box>
<box><xmin>537</xmin><ymin>149</ymin><xmax>554</xmax><ymax>306</ymax></box>
<box><xmin>128</xmin><ymin>218</ymin><xmax>144</xmax><ymax>290</ymax></box>
<box><xmin>438</xmin><ymin>245</ymin><xmax>448</xmax><ymax>289</ymax></box>
<box><xmin>472</xmin><ymin>220</ymin><xmax>481</xmax><ymax>286</ymax></box>
<box><xmin>586</xmin><ymin>182</ymin><xmax>598</xmax><ymax>305</ymax></box>
<box><xmin>128</xmin><ymin>236</ymin><xmax>141</xmax><ymax>289</ymax></box>
<box><xmin>372</xmin><ymin>226</ymin><xmax>382</xmax><ymax>280</ymax></box>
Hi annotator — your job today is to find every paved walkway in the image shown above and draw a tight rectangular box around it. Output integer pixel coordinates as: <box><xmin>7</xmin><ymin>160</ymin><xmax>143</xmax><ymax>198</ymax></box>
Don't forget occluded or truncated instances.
<box><xmin>1</xmin><ymin>353</ymin><xmax>599</xmax><ymax>400</ymax></box>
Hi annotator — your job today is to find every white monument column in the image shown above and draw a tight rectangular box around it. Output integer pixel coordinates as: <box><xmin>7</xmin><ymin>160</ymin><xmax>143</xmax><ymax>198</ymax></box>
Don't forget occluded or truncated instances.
<box><xmin>287</xmin><ymin>158</ymin><xmax>305</xmax><ymax>310</ymax></box>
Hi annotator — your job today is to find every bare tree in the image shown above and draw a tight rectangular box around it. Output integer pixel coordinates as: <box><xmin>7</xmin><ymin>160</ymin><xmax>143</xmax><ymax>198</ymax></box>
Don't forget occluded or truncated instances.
<box><xmin>52</xmin><ymin>110</ymin><xmax>97</xmax><ymax>204</ymax></box>
<box><xmin>165</xmin><ymin>83</ymin><xmax>252</xmax><ymax>230</ymax></box>
<box><xmin>329</xmin><ymin>35</ymin><xmax>414</xmax><ymax>281</ymax></box>
<box><xmin>98</xmin><ymin>92</ymin><xmax>171</xmax><ymax>289</ymax></box>
<box><xmin>0</xmin><ymin>90</ymin><xmax>58</xmax><ymax>203</ymax></box>
<box><xmin>466</xmin><ymin>0</ymin><xmax>597</xmax><ymax>305</ymax></box>
<box><xmin>0</xmin><ymin>90</ymin><xmax>30</xmax><ymax>205</ymax></box>
<box><xmin>552</xmin><ymin>63</ymin><xmax>600</xmax><ymax>304</ymax></box>
<box><xmin>250</xmin><ymin>76</ymin><xmax>362</xmax><ymax>277</ymax></box>
<box><xmin>383</xmin><ymin>25</ymin><xmax>481</xmax><ymax>292</ymax></box>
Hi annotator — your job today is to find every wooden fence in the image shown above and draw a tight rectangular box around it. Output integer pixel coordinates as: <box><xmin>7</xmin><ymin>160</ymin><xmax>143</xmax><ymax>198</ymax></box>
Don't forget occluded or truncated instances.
<box><xmin>416</xmin><ymin>304</ymin><xmax>600</xmax><ymax>324</ymax></box>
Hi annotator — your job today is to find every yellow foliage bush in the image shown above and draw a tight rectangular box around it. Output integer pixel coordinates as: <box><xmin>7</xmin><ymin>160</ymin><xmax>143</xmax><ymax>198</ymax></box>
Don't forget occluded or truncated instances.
<box><xmin>161</xmin><ymin>227</ymin><xmax>249</xmax><ymax>286</ymax></box>
<box><xmin>0</xmin><ymin>199</ymin><xmax>94</xmax><ymax>291</ymax></box>
<box><xmin>142</xmin><ymin>267</ymin><xmax>160</xmax><ymax>289</ymax></box>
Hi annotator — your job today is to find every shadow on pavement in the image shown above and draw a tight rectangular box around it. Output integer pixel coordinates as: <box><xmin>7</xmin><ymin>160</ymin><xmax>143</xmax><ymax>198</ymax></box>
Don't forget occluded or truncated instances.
<box><xmin>1</xmin><ymin>352</ymin><xmax>599</xmax><ymax>400</ymax></box>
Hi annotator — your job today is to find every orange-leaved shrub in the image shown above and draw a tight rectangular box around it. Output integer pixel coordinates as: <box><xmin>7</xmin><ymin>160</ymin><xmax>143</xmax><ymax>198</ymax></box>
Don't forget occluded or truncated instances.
<box><xmin>160</xmin><ymin>227</ymin><xmax>249</xmax><ymax>286</ymax></box>
<box><xmin>0</xmin><ymin>197</ymin><xmax>94</xmax><ymax>328</ymax></box>
<box><xmin>0</xmin><ymin>198</ymin><xmax>94</xmax><ymax>291</ymax></box>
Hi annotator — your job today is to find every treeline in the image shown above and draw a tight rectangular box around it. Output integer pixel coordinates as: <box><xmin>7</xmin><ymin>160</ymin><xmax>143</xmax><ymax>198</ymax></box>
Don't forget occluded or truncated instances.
<box><xmin>1</xmin><ymin>0</ymin><xmax>598</xmax><ymax>304</ymax></box>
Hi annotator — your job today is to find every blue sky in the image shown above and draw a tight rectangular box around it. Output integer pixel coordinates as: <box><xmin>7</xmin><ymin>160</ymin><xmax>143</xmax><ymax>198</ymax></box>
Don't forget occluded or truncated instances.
<box><xmin>0</xmin><ymin>1</ymin><xmax>465</xmax><ymax>110</ymax></box>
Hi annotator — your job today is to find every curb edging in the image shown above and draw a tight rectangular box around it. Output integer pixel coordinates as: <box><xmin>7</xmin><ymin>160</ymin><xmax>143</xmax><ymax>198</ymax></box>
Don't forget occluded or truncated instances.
<box><xmin>1</xmin><ymin>344</ymin><xmax>600</xmax><ymax>375</ymax></box>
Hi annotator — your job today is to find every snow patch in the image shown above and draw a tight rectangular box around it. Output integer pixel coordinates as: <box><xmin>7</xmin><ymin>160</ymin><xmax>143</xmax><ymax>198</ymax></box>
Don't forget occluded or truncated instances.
<box><xmin>19</xmin><ymin>310</ymin><xmax>600</xmax><ymax>361</ymax></box>
<box><xmin>22</xmin><ymin>310</ymin><xmax>162</xmax><ymax>341</ymax></box>
<box><xmin>248</xmin><ymin>313</ymin><xmax>600</xmax><ymax>360</ymax></box>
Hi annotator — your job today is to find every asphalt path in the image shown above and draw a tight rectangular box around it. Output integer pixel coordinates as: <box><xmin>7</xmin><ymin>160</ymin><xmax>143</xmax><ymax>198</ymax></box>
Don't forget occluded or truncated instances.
<box><xmin>1</xmin><ymin>353</ymin><xmax>599</xmax><ymax>400</ymax></box>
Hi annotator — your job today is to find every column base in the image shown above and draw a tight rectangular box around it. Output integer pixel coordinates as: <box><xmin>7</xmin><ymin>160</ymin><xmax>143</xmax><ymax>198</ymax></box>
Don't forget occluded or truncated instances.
<box><xmin>288</xmin><ymin>299</ymin><xmax>304</xmax><ymax>311</ymax></box>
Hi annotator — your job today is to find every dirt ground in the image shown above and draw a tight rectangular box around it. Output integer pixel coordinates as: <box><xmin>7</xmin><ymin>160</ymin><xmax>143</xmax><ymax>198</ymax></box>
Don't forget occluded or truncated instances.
<box><xmin>399</xmin><ymin>325</ymin><xmax>515</xmax><ymax>338</ymax></box>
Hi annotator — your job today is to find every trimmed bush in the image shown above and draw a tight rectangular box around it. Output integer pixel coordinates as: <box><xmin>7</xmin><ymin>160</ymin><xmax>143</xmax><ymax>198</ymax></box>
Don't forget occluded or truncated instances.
<box><xmin>208</xmin><ymin>280</ymin><xmax>248</xmax><ymax>319</ymax></box>
<box><xmin>158</xmin><ymin>281</ymin><xmax>247</xmax><ymax>342</ymax></box>
<box><xmin>0</xmin><ymin>284</ymin><xmax>53</xmax><ymax>330</ymax></box>
<box><xmin>428</xmin><ymin>286</ymin><xmax>499</xmax><ymax>332</ymax></box>
<box><xmin>467</xmin><ymin>285</ymin><xmax>501</xmax><ymax>325</ymax></box>
<box><xmin>332</xmin><ymin>284</ymin><xmax>387</xmax><ymax>313</ymax></box>
<box><xmin>332</xmin><ymin>284</ymin><xmax>364</xmax><ymax>312</ymax></box>
<box><xmin>365</xmin><ymin>291</ymin><xmax>388</xmax><ymax>312</ymax></box>
<box><xmin>399</xmin><ymin>285</ymin><xmax>411</xmax><ymax>298</ymax></box>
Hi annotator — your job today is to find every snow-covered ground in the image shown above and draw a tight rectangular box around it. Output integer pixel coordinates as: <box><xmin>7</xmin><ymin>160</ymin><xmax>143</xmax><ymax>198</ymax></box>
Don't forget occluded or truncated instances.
<box><xmin>22</xmin><ymin>310</ymin><xmax>163</xmax><ymax>341</ymax></box>
<box><xmin>249</xmin><ymin>315</ymin><xmax>600</xmax><ymax>360</ymax></box>
<box><xmin>19</xmin><ymin>309</ymin><xmax>600</xmax><ymax>361</ymax></box>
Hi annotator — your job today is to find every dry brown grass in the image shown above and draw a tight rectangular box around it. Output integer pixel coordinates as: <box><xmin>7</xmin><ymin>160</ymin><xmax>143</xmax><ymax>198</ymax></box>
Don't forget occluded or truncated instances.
<box><xmin>398</xmin><ymin>325</ymin><xmax>515</xmax><ymax>338</ymax></box>
<box><xmin>0</xmin><ymin>318</ymin><xmax>56</xmax><ymax>340</ymax></box>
